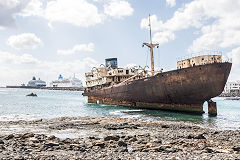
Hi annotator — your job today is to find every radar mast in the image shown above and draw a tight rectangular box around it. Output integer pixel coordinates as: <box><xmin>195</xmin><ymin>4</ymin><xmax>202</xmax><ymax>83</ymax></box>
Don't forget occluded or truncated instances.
<box><xmin>143</xmin><ymin>14</ymin><xmax>159</xmax><ymax>76</ymax></box>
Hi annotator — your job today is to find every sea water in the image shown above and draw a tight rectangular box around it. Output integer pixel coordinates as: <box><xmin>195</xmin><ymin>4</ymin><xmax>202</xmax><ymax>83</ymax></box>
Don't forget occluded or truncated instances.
<box><xmin>0</xmin><ymin>88</ymin><xmax>240</xmax><ymax>130</ymax></box>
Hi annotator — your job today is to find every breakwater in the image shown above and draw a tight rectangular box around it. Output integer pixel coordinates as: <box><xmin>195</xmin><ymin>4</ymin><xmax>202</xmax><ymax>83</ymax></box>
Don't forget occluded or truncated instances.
<box><xmin>6</xmin><ymin>86</ymin><xmax>84</xmax><ymax>91</ymax></box>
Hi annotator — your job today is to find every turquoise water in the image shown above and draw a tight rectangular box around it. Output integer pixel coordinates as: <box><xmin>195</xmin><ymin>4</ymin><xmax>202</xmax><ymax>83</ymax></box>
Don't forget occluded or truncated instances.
<box><xmin>0</xmin><ymin>88</ymin><xmax>240</xmax><ymax>130</ymax></box>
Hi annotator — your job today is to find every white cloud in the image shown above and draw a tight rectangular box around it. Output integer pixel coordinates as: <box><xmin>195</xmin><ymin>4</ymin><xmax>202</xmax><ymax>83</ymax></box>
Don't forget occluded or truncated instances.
<box><xmin>0</xmin><ymin>0</ymin><xmax>28</xmax><ymax>28</ymax></box>
<box><xmin>0</xmin><ymin>51</ymin><xmax>40</xmax><ymax>65</ymax></box>
<box><xmin>153</xmin><ymin>31</ymin><xmax>175</xmax><ymax>45</ymax></box>
<box><xmin>7</xmin><ymin>33</ymin><xmax>42</xmax><ymax>50</ymax></box>
<box><xmin>104</xmin><ymin>0</ymin><xmax>134</xmax><ymax>19</ymax></box>
<box><xmin>18</xmin><ymin>0</ymin><xmax>43</xmax><ymax>17</ymax></box>
<box><xmin>141</xmin><ymin>0</ymin><xmax>240</xmax><ymax>51</ymax></box>
<box><xmin>166</xmin><ymin>0</ymin><xmax>176</xmax><ymax>7</ymax></box>
<box><xmin>0</xmin><ymin>0</ymin><xmax>134</xmax><ymax>29</ymax></box>
<box><xmin>44</xmin><ymin>0</ymin><xmax>103</xmax><ymax>27</ymax></box>
<box><xmin>141</xmin><ymin>15</ymin><xmax>164</xmax><ymax>32</ymax></box>
<box><xmin>0</xmin><ymin>50</ymin><xmax>98</xmax><ymax>86</ymax></box>
<box><xmin>57</xmin><ymin>43</ymin><xmax>95</xmax><ymax>55</ymax></box>
<box><xmin>141</xmin><ymin>15</ymin><xmax>175</xmax><ymax>45</ymax></box>
<box><xmin>227</xmin><ymin>47</ymin><xmax>240</xmax><ymax>81</ymax></box>
<box><xmin>189</xmin><ymin>18</ymin><xmax>240</xmax><ymax>53</ymax></box>
<box><xmin>227</xmin><ymin>47</ymin><xmax>240</xmax><ymax>67</ymax></box>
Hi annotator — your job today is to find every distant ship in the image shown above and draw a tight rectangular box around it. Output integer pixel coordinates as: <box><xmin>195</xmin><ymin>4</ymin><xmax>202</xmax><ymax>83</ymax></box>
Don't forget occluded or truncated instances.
<box><xmin>50</xmin><ymin>74</ymin><xmax>83</xmax><ymax>88</ymax></box>
<box><xmin>6</xmin><ymin>76</ymin><xmax>46</xmax><ymax>88</ymax></box>
<box><xmin>83</xmin><ymin>16</ymin><xmax>232</xmax><ymax>115</ymax></box>
<box><xmin>27</xmin><ymin>76</ymin><xmax>46</xmax><ymax>87</ymax></box>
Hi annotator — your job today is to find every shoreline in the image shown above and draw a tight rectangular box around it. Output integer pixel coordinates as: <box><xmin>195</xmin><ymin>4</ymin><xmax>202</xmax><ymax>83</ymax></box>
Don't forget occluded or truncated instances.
<box><xmin>0</xmin><ymin>116</ymin><xmax>239</xmax><ymax>159</ymax></box>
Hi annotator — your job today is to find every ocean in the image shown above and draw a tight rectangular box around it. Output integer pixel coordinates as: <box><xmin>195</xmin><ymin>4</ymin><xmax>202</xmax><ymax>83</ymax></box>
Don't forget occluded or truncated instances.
<box><xmin>0</xmin><ymin>88</ymin><xmax>240</xmax><ymax>130</ymax></box>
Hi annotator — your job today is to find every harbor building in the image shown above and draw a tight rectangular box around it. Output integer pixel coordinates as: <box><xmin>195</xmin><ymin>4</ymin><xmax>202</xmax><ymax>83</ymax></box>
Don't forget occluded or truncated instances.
<box><xmin>223</xmin><ymin>81</ymin><xmax>240</xmax><ymax>93</ymax></box>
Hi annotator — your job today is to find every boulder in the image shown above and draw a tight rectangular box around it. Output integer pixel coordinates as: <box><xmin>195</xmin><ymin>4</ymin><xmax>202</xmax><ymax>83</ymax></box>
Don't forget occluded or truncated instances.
<box><xmin>104</xmin><ymin>136</ymin><xmax>120</xmax><ymax>141</ymax></box>
<box><xmin>4</xmin><ymin>134</ymin><xmax>14</xmax><ymax>140</ymax></box>
<box><xmin>22</xmin><ymin>132</ymin><xmax>34</xmax><ymax>139</ymax></box>
<box><xmin>26</xmin><ymin>93</ymin><xmax>37</xmax><ymax>97</ymax></box>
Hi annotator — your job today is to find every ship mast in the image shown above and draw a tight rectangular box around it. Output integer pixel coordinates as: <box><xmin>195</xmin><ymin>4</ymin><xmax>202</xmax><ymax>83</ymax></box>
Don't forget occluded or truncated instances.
<box><xmin>143</xmin><ymin>14</ymin><xmax>159</xmax><ymax>76</ymax></box>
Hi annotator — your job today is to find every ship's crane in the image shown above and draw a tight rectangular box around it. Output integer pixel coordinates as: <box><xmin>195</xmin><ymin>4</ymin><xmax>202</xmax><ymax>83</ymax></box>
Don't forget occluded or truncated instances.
<box><xmin>143</xmin><ymin>14</ymin><xmax>159</xmax><ymax>76</ymax></box>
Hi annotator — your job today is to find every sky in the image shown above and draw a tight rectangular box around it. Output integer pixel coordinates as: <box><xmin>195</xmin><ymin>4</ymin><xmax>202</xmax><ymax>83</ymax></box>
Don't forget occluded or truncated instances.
<box><xmin>0</xmin><ymin>0</ymin><xmax>240</xmax><ymax>86</ymax></box>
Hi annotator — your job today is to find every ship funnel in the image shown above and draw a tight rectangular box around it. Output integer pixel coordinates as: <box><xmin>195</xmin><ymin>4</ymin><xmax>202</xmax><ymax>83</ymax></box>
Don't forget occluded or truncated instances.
<box><xmin>105</xmin><ymin>58</ymin><xmax>118</xmax><ymax>69</ymax></box>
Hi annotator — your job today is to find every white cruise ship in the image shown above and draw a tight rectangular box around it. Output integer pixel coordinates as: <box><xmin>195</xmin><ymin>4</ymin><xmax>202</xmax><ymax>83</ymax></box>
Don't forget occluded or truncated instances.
<box><xmin>50</xmin><ymin>74</ymin><xmax>83</xmax><ymax>88</ymax></box>
<box><xmin>27</xmin><ymin>77</ymin><xmax>46</xmax><ymax>87</ymax></box>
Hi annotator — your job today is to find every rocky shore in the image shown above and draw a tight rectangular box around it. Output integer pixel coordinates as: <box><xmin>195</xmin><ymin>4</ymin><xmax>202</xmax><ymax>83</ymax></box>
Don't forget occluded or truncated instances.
<box><xmin>0</xmin><ymin>116</ymin><xmax>240</xmax><ymax>159</ymax></box>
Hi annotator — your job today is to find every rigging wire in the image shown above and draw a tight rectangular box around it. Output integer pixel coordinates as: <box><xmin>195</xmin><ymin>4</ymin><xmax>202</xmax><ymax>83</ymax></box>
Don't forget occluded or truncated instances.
<box><xmin>145</xmin><ymin>48</ymin><xmax>149</xmax><ymax>67</ymax></box>
<box><xmin>157</xmin><ymin>47</ymin><xmax>161</xmax><ymax>69</ymax></box>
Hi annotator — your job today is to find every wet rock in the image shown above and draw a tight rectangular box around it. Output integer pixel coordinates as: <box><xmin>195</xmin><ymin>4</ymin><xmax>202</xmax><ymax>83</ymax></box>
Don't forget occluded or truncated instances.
<box><xmin>0</xmin><ymin>144</ymin><xmax>5</xmax><ymax>150</ymax></box>
<box><xmin>232</xmin><ymin>146</ymin><xmax>240</xmax><ymax>151</ymax></box>
<box><xmin>0</xmin><ymin>139</ymin><xmax>4</xmax><ymax>144</ymax></box>
<box><xmin>120</xmin><ymin>147</ymin><xmax>128</xmax><ymax>152</ymax></box>
<box><xmin>187</xmin><ymin>133</ymin><xmax>206</xmax><ymax>139</ymax></box>
<box><xmin>165</xmin><ymin>147</ymin><xmax>181</xmax><ymax>153</ymax></box>
<box><xmin>22</xmin><ymin>132</ymin><xmax>34</xmax><ymax>139</ymax></box>
<box><xmin>161</xmin><ymin>125</ymin><xmax>170</xmax><ymax>128</ymax></box>
<box><xmin>129</xmin><ymin>137</ymin><xmax>138</xmax><ymax>142</ymax></box>
<box><xmin>94</xmin><ymin>141</ymin><xmax>105</xmax><ymax>148</ymax></box>
<box><xmin>104</xmin><ymin>123</ymin><xmax>139</xmax><ymax>130</ymax></box>
<box><xmin>104</xmin><ymin>136</ymin><xmax>120</xmax><ymax>141</ymax></box>
<box><xmin>29</xmin><ymin>137</ymin><xmax>39</xmax><ymax>143</ymax></box>
<box><xmin>146</xmin><ymin>143</ymin><xmax>153</xmax><ymax>147</ymax></box>
<box><xmin>118</xmin><ymin>141</ymin><xmax>127</xmax><ymax>147</ymax></box>
<box><xmin>4</xmin><ymin>134</ymin><xmax>14</xmax><ymax>140</ymax></box>
<box><xmin>195</xmin><ymin>133</ymin><xmax>206</xmax><ymax>139</ymax></box>
<box><xmin>205</xmin><ymin>147</ymin><xmax>226</xmax><ymax>153</ymax></box>
<box><xmin>45</xmin><ymin>141</ymin><xmax>59</xmax><ymax>147</ymax></box>
<box><xmin>48</xmin><ymin>135</ymin><xmax>56</xmax><ymax>140</ymax></box>
<box><xmin>26</xmin><ymin>93</ymin><xmax>37</xmax><ymax>97</ymax></box>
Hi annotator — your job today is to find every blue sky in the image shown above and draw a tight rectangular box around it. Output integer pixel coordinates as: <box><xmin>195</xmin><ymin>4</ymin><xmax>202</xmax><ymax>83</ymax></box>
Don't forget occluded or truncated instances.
<box><xmin>0</xmin><ymin>0</ymin><xmax>240</xmax><ymax>86</ymax></box>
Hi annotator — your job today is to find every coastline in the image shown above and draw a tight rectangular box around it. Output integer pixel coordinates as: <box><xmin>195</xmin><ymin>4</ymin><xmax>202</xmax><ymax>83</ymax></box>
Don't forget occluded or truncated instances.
<box><xmin>0</xmin><ymin>116</ymin><xmax>239</xmax><ymax>159</ymax></box>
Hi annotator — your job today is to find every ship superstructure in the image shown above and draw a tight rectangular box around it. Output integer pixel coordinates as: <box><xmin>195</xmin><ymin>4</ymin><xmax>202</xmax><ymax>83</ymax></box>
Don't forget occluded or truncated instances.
<box><xmin>85</xmin><ymin>58</ymin><xmax>157</xmax><ymax>91</ymax></box>
<box><xmin>27</xmin><ymin>77</ymin><xmax>46</xmax><ymax>87</ymax></box>
<box><xmin>50</xmin><ymin>74</ymin><xmax>83</xmax><ymax>88</ymax></box>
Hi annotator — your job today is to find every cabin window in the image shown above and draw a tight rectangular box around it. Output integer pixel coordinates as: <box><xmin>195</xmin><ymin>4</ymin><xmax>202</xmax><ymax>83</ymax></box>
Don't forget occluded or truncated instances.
<box><xmin>118</xmin><ymin>70</ymin><xmax>123</xmax><ymax>73</ymax></box>
<box><xmin>126</xmin><ymin>70</ymin><xmax>129</xmax><ymax>74</ymax></box>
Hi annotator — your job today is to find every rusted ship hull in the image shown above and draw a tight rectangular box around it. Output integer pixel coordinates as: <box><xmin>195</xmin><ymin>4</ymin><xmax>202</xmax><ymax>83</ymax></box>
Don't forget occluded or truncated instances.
<box><xmin>83</xmin><ymin>62</ymin><xmax>232</xmax><ymax>113</ymax></box>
